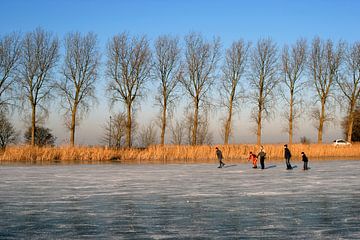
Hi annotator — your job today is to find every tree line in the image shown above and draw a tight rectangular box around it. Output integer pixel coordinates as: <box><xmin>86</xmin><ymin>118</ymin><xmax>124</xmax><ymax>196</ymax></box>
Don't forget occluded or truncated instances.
<box><xmin>1</xmin><ymin>28</ymin><xmax>360</xmax><ymax>148</ymax></box>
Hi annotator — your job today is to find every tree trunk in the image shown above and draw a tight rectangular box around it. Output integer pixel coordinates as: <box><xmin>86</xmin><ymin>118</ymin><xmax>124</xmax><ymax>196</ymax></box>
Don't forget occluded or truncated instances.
<box><xmin>347</xmin><ymin>103</ymin><xmax>355</xmax><ymax>142</ymax></box>
<box><xmin>70</xmin><ymin>104</ymin><xmax>77</xmax><ymax>147</ymax></box>
<box><xmin>31</xmin><ymin>104</ymin><xmax>36</xmax><ymax>146</ymax></box>
<box><xmin>126</xmin><ymin>103</ymin><xmax>132</xmax><ymax>148</ymax></box>
<box><xmin>257</xmin><ymin>82</ymin><xmax>263</xmax><ymax>146</ymax></box>
<box><xmin>347</xmin><ymin>113</ymin><xmax>354</xmax><ymax>143</ymax></box>
<box><xmin>160</xmin><ymin>100</ymin><xmax>167</xmax><ymax>145</ymax></box>
<box><xmin>224</xmin><ymin>101</ymin><xmax>233</xmax><ymax>144</ymax></box>
<box><xmin>257</xmin><ymin>105</ymin><xmax>262</xmax><ymax>146</ymax></box>
<box><xmin>318</xmin><ymin>99</ymin><xmax>325</xmax><ymax>143</ymax></box>
<box><xmin>289</xmin><ymin>94</ymin><xmax>294</xmax><ymax>144</ymax></box>
<box><xmin>192</xmin><ymin>99</ymin><xmax>199</xmax><ymax>145</ymax></box>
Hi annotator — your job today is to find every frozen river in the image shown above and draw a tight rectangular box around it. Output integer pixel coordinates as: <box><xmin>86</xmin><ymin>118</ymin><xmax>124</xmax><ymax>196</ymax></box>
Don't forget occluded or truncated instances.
<box><xmin>0</xmin><ymin>161</ymin><xmax>359</xmax><ymax>239</ymax></box>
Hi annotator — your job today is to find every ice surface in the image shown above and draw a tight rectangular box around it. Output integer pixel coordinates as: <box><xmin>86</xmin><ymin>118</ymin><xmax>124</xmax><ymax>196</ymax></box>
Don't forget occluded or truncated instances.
<box><xmin>0</xmin><ymin>161</ymin><xmax>359</xmax><ymax>239</ymax></box>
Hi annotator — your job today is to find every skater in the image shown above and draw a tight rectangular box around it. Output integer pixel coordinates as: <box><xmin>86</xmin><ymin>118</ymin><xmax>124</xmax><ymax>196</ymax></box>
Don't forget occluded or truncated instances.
<box><xmin>248</xmin><ymin>151</ymin><xmax>258</xmax><ymax>168</ymax></box>
<box><xmin>284</xmin><ymin>144</ymin><xmax>293</xmax><ymax>170</ymax></box>
<box><xmin>257</xmin><ymin>146</ymin><xmax>266</xmax><ymax>169</ymax></box>
<box><xmin>301</xmin><ymin>152</ymin><xmax>309</xmax><ymax>170</ymax></box>
<box><xmin>215</xmin><ymin>147</ymin><xmax>225</xmax><ymax>168</ymax></box>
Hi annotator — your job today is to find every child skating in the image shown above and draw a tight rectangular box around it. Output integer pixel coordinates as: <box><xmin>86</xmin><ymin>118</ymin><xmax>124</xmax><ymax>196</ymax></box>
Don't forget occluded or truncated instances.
<box><xmin>301</xmin><ymin>152</ymin><xmax>309</xmax><ymax>170</ymax></box>
<box><xmin>248</xmin><ymin>151</ymin><xmax>258</xmax><ymax>169</ymax></box>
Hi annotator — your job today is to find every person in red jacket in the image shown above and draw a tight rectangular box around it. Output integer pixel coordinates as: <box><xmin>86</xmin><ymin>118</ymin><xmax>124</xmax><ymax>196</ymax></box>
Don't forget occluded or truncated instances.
<box><xmin>248</xmin><ymin>151</ymin><xmax>258</xmax><ymax>168</ymax></box>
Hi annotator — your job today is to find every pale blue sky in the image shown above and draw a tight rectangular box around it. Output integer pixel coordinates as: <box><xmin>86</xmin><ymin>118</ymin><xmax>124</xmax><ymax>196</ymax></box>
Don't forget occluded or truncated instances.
<box><xmin>1</xmin><ymin>0</ymin><xmax>360</xmax><ymax>145</ymax></box>
<box><xmin>2</xmin><ymin>0</ymin><xmax>359</xmax><ymax>45</ymax></box>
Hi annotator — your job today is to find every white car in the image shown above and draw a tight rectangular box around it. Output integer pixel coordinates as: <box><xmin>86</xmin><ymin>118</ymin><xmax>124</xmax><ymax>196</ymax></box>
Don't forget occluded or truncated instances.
<box><xmin>333</xmin><ymin>139</ymin><xmax>351</xmax><ymax>147</ymax></box>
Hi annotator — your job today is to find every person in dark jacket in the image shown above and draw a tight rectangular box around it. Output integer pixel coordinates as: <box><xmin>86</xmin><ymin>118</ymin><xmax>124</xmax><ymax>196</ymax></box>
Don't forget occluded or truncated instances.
<box><xmin>215</xmin><ymin>147</ymin><xmax>225</xmax><ymax>168</ymax></box>
<box><xmin>284</xmin><ymin>144</ymin><xmax>293</xmax><ymax>170</ymax></box>
<box><xmin>257</xmin><ymin>146</ymin><xmax>266</xmax><ymax>169</ymax></box>
<box><xmin>301</xmin><ymin>152</ymin><xmax>309</xmax><ymax>170</ymax></box>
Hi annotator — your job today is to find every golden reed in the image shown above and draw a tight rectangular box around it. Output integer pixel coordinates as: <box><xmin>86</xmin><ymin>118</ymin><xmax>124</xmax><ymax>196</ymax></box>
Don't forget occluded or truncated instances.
<box><xmin>0</xmin><ymin>143</ymin><xmax>359</xmax><ymax>164</ymax></box>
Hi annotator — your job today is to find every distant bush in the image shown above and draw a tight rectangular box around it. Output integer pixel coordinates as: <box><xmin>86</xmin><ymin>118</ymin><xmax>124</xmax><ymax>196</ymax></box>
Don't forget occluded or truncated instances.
<box><xmin>0</xmin><ymin>111</ymin><xmax>18</xmax><ymax>149</ymax></box>
<box><xmin>300</xmin><ymin>136</ymin><xmax>311</xmax><ymax>144</ymax></box>
<box><xmin>342</xmin><ymin>107</ymin><xmax>360</xmax><ymax>142</ymax></box>
<box><xmin>24</xmin><ymin>126</ymin><xmax>56</xmax><ymax>146</ymax></box>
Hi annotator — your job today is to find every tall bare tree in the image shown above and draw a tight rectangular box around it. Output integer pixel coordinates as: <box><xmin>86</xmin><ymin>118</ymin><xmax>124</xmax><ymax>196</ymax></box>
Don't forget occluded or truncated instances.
<box><xmin>249</xmin><ymin>38</ymin><xmax>279</xmax><ymax>145</ymax></box>
<box><xmin>170</xmin><ymin>119</ymin><xmax>185</xmax><ymax>145</ymax></box>
<box><xmin>337</xmin><ymin>41</ymin><xmax>360</xmax><ymax>142</ymax></box>
<box><xmin>309</xmin><ymin>37</ymin><xmax>344</xmax><ymax>143</ymax></box>
<box><xmin>18</xmin><ymin>28</ymin><xmax>59</xmax><ymax>146</ymax></box>
<box><xmin>180</xmin><ymin>32</ymin><xmax>220</xmax><ymax>145</ymax></box>
<box><xmin>281</xmin><ymin>39</ymin><xmax>307</xmax><ymax>144</ymax></box>
<box><xmin>106</xmin><ymin>32</ymin><xmax>151</xmax><ymax>148</ymax></box>
<box><xmin>220</xmin><ymin>39</ymin><xmax>250</xmax><ymax>144</ymax></box>
<box><xmin>0</xmin><ymin>32</ymin><xmax>21</xmax><ymax>110</ymax></box>
<box><xmin>57</xmin><ymin>32</ymin><xmax>100</xmax><ymax>146</ymax></box>
<box><xmin>153</xmin><ymin>35</ymin><xmax>181</xmax><ymax>145</ymax></box>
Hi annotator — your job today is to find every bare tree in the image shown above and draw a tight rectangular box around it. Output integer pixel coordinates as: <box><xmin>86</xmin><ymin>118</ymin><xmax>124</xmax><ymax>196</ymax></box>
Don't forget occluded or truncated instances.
<box><xmin>337</xmin><ymin>41</ymin><xmax>360</xmax><ymax>142</ymax></box>
<box><xmin>220</xmin><ymin>39</ymin><xmax>250</xmax><ymax>144</ymax></box>
<box><xmin>0</xmin><ymin>32</ymin><xmax>21</xmax><ymax>111</ymax></box>
<box><xmin>180</xmin><ymin>32</ymin><xmax>220</xmax><ymax>145</ymax></box>
<box><xmin>102</xmin><ymin>112</ymin><xmax>127</xmax><ymax>148</ymax></box>
<box><xmin>170</xmin><ymin>119</ymin><xmax>185</xmax><ymax>145</ymax></box>
<box><xmin>153</xmin><ymin>35</ymin><xmax>181</xmax><ymax>145</ymax></box>
<box><xmin>196</xmin><ymin>113</ymin><xmax>213</xmax><ymax>145</ymax></box>
<box><xmin>248</xmin><ymin>38</ymin><xmax>279</xmax><ymax>145</ymax></box>
<box><xmin>138</xmin><ymin>122</ymin><xmax>158</xmax><ymax>148</ymax></box>
<box><xmin>106</xmin><ymin>32</ymin><xmax>152</xmax><ymax>148</ymax></box>
<box><xmin>0</xmin><ymin>111</ymin><xmax>18</xmax><ymax>149</ymax></box>
<box><xmin>309</xmin><ymin>37</ymin><xmax>344</xmax><ymax>143</ymax></box>
<box><xmin>281</xmin><ymin>39</ymin><xmax>307</xmax><ymax>144</ymax></box>
<box><xmin>183</xmin><ymin>111</ymin><xmax>213</xmax><ymax>145</ymax></box>
<box><xmin>342</xmin><ymin>106</ymin><xmax>360</xmax><ymax>141</ymax></box>
<box><xmin>57</xmin><ymin>32</ymin><xmax>100</xmax><ymax>146</ymax></box>
<box><xmin>18</xmin><ymin>28</ymin><xmax>59</xmax><ymax>146</ymax></box>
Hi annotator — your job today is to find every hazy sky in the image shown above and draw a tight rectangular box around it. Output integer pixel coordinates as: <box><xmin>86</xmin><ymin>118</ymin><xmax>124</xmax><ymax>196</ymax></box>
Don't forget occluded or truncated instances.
<box><xmin>1</xmin><ymin>0</ymin><xmax>360</xmax><ymax>145</ymax></box>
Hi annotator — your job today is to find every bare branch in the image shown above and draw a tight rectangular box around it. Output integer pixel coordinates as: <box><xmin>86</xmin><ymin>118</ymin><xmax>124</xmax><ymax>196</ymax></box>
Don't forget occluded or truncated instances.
<box><xmin>18</xmin><ymin>28</ymin><xmax>59</xmax><ymax>146</ymax></box>
<box><xmin>309</xmin><ymin>37</ymin><xmax>345</xmax><ymax>143</ymax></box>
<box><xmin>0</xmin><ymin>32</ymin><xmax>21</xmax><ymax>111</ymax></box>
<box><xmin>106</xmin><ymin>32</ymin><xmax>151</xmax><ymax>147</ymax></box>
<box><xmin>336</xmin><ymin>41</ymin><xmax>360</xmax><ymax>142</ymax></box>
<box><xmin>180</xmin><ymin>32</ymin><xmax>220</xmax><ymax>145</ymax></box>
<box><xmin>153</xmin><ymin>35</ymin><xmax>182</xmax><ymax>145</ymax></box>
<box><xmin>56</xmin><ymin>32</ymin><xmax>100</xmax><ymax>146</ymax></box>
<box><xmin>280</xmin><ymin>38</ymin><xmax>307</xmax><ymax>143</ymax></box>
<box><xmin>220</xmin><ymin>39</ymin><xmax>250</xmax><ymax>144</ymax></box>
<box><xmin>248</xmin><ymin>38</ymin><xmax>279</xmax><ymax>145</ymax></box>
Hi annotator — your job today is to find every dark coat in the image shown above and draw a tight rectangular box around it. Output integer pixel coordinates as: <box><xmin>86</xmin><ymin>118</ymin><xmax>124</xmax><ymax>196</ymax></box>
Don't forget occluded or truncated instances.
<box><xmin>302</xmin><ymin>154</ymin><xmax>308</xmax><ymax>162</ymax></box>
<box><xmin>258</xmin><ymin>150</ymin><xmax>266</xmax><ymax>159</ymax></box>
<box><xmin>284</xmin><ymin>147</ymin><xmax>291</xmax><ymax>159</ymax></box>
<box><xmin>216</xmin><ymin>149</ymin><xmax>223</xmax><ymax>160</ymax></box>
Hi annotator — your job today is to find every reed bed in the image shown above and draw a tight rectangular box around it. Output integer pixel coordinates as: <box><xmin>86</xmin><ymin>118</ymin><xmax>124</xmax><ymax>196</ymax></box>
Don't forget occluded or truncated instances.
<box><xmin>1</xmin><ymin>143</ymin><xmax>359</xmax><ymax>164</ymax></box>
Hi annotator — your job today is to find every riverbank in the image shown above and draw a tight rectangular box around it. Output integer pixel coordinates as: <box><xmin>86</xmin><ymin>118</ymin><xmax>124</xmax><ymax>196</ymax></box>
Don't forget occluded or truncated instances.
<box><xmin>0</xmin><ymin>144</ymin><xmax>359</xmax><ymax>164</ymax></box>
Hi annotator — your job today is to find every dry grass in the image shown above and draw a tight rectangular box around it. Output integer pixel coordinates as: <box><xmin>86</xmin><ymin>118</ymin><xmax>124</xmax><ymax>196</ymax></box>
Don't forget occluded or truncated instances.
<box><xmin>1</xmin><ymin>143</ymin><xmax>359</xmax><ymax>164</ymax></box>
